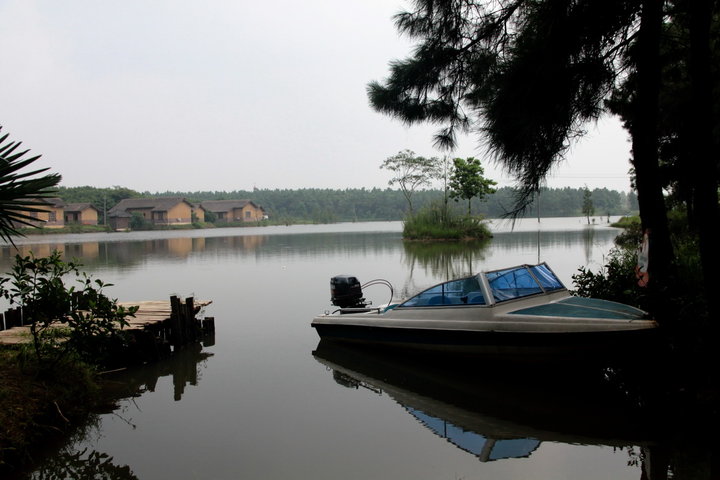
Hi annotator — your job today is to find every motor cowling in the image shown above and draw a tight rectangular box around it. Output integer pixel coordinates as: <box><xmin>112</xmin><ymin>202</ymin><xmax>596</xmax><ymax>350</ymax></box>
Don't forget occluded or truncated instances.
<box><xmin>330</xmin><ymin>275</ymin><xmax>365</xmax><ymax>308</ymax></box>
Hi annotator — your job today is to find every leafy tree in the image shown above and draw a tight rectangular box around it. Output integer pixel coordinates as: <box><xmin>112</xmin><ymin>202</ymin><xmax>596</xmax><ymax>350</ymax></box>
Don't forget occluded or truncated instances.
<box><xmin>204</xmin><ymin>209</ymin><xmax>218</xmax><ymax>223</ymax></box>
<box><xmin>448</xmin><ymin>157</ymin><xmax>497</xmax><ymax>216</ymax></box>
<box><xmin>582</xmin><ymin>186</ymin><xmax>595</xmax><ymax>224</ymax></box>
<box><xmin>607</xmin><ymin>0</ymin><xmax>720</xmax><ymax>312</ymax></box>
<box><xmin>367</xmin><ymin>0</ymin><xmax>643</xmax><ymax>208</ymax></box>
<box><xmin>380</xmin><ymin>150</ymin><xmax>439</xmax><ymax>213</ymax></box>
<box><xmin>0</xmin><ymin>127</ymin><xmax>61</xmax><ymax>242</ymax></box>
<box><xmin>367</xmin><ymin>0</ymin><xmax>718</xmax><ymax>319</ymax></box>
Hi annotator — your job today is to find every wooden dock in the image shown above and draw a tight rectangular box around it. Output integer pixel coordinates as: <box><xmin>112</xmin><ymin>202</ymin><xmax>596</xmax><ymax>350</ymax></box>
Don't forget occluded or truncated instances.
<box><xmin>0</xmin><ymin>296</ymin><xmax>214</xmax><ymax>359</ymax></box>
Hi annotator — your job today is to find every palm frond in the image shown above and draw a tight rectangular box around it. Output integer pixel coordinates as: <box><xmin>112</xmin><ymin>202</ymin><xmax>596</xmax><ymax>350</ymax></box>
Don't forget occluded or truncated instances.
<box><xmin>0</xmin><ymin>126</ymin><xmax>62</xmax><ymax>243</ymax></box>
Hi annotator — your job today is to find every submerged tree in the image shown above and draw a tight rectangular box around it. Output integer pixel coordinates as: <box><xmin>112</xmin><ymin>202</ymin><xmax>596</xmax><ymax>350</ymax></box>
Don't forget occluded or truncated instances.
<box><xmin>582</xmin><ymin>186</ymin><xmax>595</xmax><ymax>224</ymax></box>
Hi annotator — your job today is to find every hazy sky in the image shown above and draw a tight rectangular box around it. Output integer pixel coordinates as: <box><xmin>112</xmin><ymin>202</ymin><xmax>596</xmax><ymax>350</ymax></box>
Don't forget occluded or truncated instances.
<box><xmin>1</xmin><ymin>0</ymin><xmax>634</xmax><ymax>193</ymax></box>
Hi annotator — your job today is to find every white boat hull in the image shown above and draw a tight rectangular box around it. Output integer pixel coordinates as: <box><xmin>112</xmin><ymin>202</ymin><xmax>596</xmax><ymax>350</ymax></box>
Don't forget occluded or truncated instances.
<box><xmin>312</xmin><ymin>264</ymin><xmax>659</xmax><ymax>359</ymax></box>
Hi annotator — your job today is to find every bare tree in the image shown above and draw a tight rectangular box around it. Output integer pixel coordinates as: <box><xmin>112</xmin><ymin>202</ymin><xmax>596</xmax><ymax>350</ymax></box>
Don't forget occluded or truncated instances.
<box><xmin>380</xmin><ymin>150</ymin><xmax>439</xmax><ymax>214</ymax></box>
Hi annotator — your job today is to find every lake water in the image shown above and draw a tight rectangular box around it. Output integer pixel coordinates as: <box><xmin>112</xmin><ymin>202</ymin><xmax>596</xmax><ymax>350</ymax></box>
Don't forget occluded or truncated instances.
<box><xmin>0</xmin><ymin>218</ymin><xmax>693</xmax><ymax>479</ymax></box>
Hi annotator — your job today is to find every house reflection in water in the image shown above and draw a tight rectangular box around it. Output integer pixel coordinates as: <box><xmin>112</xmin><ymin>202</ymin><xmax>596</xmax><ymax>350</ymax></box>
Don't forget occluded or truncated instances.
<box><xmin>0</xmin><ymin>234</ymin><xmax>270</xmax><ymax>268</ymax></box>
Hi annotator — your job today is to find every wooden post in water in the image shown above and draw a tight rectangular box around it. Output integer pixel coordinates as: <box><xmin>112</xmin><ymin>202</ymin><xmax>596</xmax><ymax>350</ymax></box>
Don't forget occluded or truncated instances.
<box><xmin>170</xmin><ymin>295</ymin><xmax>183</xmax><ymax>350</ymax></box>
<box><xmin>185</xmin><ymin>296</ymin><xmax>196</xmax><ymax>342</ymax></box>
<box><xmin>202</xmin><ymin>317</ymin><xmax>215</xmax><ymax>333</ymax></box>
<box><xmin>169</xmin><ymin>296</ymin><xmax>202</xmax><ymax>350</ymax></box>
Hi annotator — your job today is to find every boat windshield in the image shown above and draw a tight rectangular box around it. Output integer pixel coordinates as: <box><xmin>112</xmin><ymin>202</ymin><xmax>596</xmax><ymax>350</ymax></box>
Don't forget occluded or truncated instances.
<box><xmin>486</xmin><ymin>264</ymin><xmax>565</xmax><ymax>302</ymax></box>
<box><xmin>399</xmin><ymin>275</ymin><xmax>486</xmax><ymax>307</ymax></box>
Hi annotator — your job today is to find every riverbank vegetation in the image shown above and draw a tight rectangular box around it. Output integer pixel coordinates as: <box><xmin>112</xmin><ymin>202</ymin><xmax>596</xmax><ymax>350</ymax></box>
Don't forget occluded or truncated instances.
<box><xmin>573</xmin><ymin>208</ymin><xmax>710</xmax><ymax>353</ymax></box>
<box><xmin>0</xmin><ymin>350</ymin><xmax>101</xmax><ymax>473</ymax></box>
<box><xmin>54</xmin><ymin>185</ymin><xmax>637</xmax><ymax>227</ymax></box>
<box><xmin>0</xmin><ymin>252</ymin><xmax>138</xmax><ymax>472</ymax></box>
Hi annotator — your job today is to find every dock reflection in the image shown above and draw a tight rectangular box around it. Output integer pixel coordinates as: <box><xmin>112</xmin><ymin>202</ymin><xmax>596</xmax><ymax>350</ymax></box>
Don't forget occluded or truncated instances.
<box><xmin>18</xmin><ymin>344</ymin><xmax>214</xmax><ymax>480</ymax></box>
<box><xmin>100</xmin><ymin>339</ymin><xmax>215</xmax><ymax>404</ymax></box>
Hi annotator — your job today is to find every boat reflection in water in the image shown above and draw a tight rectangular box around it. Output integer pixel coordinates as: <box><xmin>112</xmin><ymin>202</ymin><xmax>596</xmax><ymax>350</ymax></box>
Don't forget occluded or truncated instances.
<box><xmin>405</xmin><ymin>406</ymin><xmax>541</xmax><ymax>462</ymax></box>
<box><xmin>312</xmin><ymin>340</ymin><xmax>660</xmax><ymax>468</ymax></box>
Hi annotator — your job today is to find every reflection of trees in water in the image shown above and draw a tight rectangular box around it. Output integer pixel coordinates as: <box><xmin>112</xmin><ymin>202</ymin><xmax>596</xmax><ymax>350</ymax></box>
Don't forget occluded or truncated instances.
<box><xmin>401</xmin><ymin>240</ymin><xmax>490</xmax><ymax>298</ymax></box>
<box><xmin>26</xmin><ymin>343</ymin><xmax>213</xmax><ymax>479</ymax></box>
<box><xmin>0</xmin><ymin>229</ymin><xmax>615</xmax><ymax>277</ymax></box>
<box><xmin>30</xmin><ymin>448</ymin><xmax>139</xmax><ymax>480</ymax></box>
<box><xmin>491</xmin><ymin>229</ymin><xmax>614</xmax><ymax>254</ymax></box>
<box><xmin>582</xmin><ymin>226</ymin><xmax>596</xmax><ymax>266</ymax></box>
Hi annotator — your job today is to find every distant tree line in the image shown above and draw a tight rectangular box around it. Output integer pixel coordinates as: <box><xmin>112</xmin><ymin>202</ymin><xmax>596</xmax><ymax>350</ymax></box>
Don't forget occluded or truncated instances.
<box><xmin>57</xmin><ymin>185</ymin><xmax>637</xmax><ymax>224</ymax></box>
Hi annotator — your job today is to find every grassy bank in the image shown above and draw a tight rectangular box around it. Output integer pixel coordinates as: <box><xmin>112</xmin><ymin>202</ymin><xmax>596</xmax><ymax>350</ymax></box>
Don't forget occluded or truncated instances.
<box><xmin>0</xmin><ymin>350</ymin><xmax>101</xmax><ymax>472</ymax></box>
<box><xmin>0</xmin><ymin>252</ymin><xmax>141</xmax><ymax>474</ymax></box>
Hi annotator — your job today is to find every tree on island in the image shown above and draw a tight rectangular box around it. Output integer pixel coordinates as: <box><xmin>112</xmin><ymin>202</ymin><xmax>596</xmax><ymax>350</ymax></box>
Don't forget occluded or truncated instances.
<box><xmin>380</xmin><ymin>150</ymin><xmax>439</xmax><ymax>214</ymax></box>
<box><xmin>449</xmin><ymin>157</ymin><xmax>497</xmax><ymax>216</ymax></box>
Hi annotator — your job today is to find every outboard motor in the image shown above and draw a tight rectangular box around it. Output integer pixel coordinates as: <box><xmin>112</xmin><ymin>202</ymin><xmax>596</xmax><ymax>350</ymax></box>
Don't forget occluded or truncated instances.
<box><xmin>330</xmin><ymin>275</ymin><xmax>366</xmax><ymax>308</ymax></box>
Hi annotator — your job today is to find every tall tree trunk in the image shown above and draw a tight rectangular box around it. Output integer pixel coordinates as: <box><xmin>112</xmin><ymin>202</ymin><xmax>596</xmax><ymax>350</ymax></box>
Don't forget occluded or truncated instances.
<box><xmin>689</xmin><ymin>0</ymin><xmax>720</xmax><ymax>321</ymax></box>
<box><xmin>632</xmin><ymin>0</ymin><xmax>674</xmax><ymax>310</ymax></box>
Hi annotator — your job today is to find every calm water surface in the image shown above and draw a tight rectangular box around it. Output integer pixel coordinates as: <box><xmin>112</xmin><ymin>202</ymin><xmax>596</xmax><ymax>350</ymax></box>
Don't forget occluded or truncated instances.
<box><xmin>1</xmin><ymin>218</ymin><xmax>675</xmax><ymax>479</ymax></box>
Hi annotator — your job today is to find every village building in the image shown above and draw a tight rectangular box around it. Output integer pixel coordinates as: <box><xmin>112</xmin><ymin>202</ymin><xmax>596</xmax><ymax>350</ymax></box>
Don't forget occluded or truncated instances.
<box><xmin>107</xmin><ymin>197</ymin><xmax>195</xmax><ymax>231</ymax></box>
<box><xmin>63</xmin><ymin>203</ymin><xmax>100</xmax><ymax>225</ymax></box>
<box><xmin>200</xmin><ymin>200</ymin><xmax>267</xmax><ymax>223</ymax></box>
<box><xmin>12</xmin><ymin>197</ymin><xmax>66</xmax><ymax>229</ymax></box>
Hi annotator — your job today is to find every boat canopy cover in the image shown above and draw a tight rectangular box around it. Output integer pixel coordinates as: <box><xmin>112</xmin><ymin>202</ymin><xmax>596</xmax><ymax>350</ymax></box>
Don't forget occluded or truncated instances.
<box><xmin>399</xmin><ymin>275</ymin><xmax>486</xmax><ymax>307</ymax></box>
<box><xmin>406</xmin><ymin>407</ymin><xmax>541</xmax><ymax>461</ymax></box>
<box><xmin>486</xmin><ymin>264</ymin><xmax>565</xmax><ymax>302</ymax></box>
<box><xmin>398</xmin><ymin>263</ymin><xmax>565</xmax><ymax>308</ymax></box>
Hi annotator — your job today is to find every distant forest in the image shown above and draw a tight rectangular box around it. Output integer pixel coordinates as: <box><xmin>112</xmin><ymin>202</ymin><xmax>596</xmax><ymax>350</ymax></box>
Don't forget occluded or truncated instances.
<box><xmin>57</xmin><ymin>186</ymin><xmax>638</xmax><ymax>223</ymax></box>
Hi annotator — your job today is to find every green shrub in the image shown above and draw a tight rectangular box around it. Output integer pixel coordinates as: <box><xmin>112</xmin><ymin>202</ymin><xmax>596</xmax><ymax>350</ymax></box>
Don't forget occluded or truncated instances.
<box><xmin>0</xmin><ymin>251</ymin><xmax>138</xmax><ymax>370</ymax></box>
<box><xmin>570</xmin><ymin>247</ymin><xmax>650</xmax><ymax>310</ymax></box>
<box><xmin>403</xmin><ymin>202</ymin><xmax>492</xmax><ymax>240</ymax></box>
<box><xmin>129</xmin><ymin>212</ymin><xmax>153</xmax><ymax>230</ymax></box>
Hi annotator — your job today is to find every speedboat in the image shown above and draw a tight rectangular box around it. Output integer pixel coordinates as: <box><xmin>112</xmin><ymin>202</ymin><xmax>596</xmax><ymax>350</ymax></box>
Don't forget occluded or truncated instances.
<box><xmin>311</xmin><ymin>263</ymin><xmax>659</xmax><ymax>358</ymax></box>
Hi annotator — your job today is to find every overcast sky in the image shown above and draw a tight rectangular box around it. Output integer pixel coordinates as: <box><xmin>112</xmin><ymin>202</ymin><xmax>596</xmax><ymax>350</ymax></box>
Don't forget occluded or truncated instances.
<box><xmin>1</xmin><ymin>0</ymin><xmax>634</xmax><ymax>193</ymax></box>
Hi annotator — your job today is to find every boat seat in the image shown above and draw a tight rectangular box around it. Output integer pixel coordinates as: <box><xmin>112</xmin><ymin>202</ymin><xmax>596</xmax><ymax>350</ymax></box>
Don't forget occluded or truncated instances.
<box><xmin>427</xmin><ymin>296</ymin><xmax>445</xmax><ymax>305</ymax></box>
<box><xmin>427</xmin><ymin>296</ymin><xmax>463</xmax><ymax>306</ymax></box>
<box><xmin>467</xmin><ymin>293</ymin><xmax>486</xmax><ymax>305</ymax></box>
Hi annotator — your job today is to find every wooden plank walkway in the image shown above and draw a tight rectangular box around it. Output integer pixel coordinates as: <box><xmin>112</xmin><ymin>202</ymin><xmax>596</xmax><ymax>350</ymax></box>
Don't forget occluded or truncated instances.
<box><xmin>119</xmin><ymin>300</ymin><xmax>212</xmax><ymax>330</ymax></box>
<box><xmin>0</xmin><ymin>298</ymin><xmax>213</xmax><ymax>348</ymax></box>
